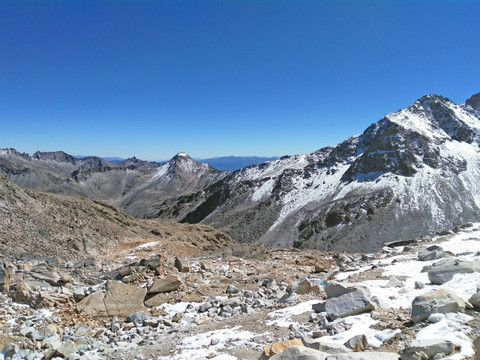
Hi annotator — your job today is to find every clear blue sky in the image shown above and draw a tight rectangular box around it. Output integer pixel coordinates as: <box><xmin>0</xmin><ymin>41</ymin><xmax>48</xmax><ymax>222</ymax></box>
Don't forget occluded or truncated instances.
<box><xmin>1</xmin><ymin>1</ymin><xmax>479</xmax><ymax>160</ymax></box>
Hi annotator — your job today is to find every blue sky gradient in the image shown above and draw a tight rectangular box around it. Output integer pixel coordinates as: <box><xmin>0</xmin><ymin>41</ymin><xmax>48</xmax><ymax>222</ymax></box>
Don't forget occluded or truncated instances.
<box><xmin>1</xmin><ymin>1</ymin><xmax>479</xmax><ymax>160</ymax></box>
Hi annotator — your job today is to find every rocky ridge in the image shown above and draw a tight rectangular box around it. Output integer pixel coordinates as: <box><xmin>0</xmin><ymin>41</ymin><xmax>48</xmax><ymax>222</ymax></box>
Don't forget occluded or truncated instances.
<box><xmin>0</xmin><ymin>150</ymin><xmax>226</xmax><ymax>220</ymax></box>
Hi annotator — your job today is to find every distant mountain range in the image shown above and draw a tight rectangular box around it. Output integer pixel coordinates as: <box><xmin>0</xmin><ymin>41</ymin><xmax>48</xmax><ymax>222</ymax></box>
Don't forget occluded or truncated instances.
<box><xmin>74</xmin><ymin>155</ymin><xmax>280</xmax><ymax>171</ymax></box>
<box><xmin>196</xmin><ymin>156</ymin><xmax>280</xmax><ymax>171</ymax></box>
<box><xmin>2</xmin><ymin>91</ymin><xmax>480</xmax><ymax>252</ymax></box>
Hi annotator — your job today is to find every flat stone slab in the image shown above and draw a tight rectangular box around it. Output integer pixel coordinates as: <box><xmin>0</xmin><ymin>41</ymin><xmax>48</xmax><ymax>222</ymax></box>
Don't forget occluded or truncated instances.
<box><xmin>77</xmin><ymin>280</ymin><xmax>147</xmax><ymax>317</ymax></box>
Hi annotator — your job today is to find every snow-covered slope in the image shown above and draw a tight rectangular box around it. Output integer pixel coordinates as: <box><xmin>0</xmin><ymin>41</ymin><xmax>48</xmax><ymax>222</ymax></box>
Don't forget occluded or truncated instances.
<box><xmin>163</xmin><ymin>92</ymin><xmax>480</xmax><ymax>252</ymax></box>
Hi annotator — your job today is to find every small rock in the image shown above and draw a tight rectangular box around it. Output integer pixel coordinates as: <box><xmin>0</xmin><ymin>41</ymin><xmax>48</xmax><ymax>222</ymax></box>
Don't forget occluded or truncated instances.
<box><xmin>199</xmin><ymin>302</ymin><xmax>212</xmax><ymax>312</ymax></box>
<box><xmin>414</xmin><ymin>281</ymin><xmax>424</xmax><ymax>289</ymax></box>
<box><xmin>226</xmin><ymin>285</ymin><xmax>239</xmax><ymax>294</ymax></box>
<box><xmin>312</xmin><ymin>302</ymin><xmax>326</xmax><ymax>313</ymax></box>
<box><xmin>172</xmin><ymin>312</ymin><xmax>183</xmax><ymax>322</ymax></box>
<box><xmin>469</xmin><ymin>287</ymin><xmax>480</xmax><ymax>309</ymax></box>
<box><xmin>385</xmin><ymin>276</ymin><xmax>404</xmax><ymax>288</ymax></box>
<box><xmin>264</xmin><ymin>339</ymin><xmax>304</xmax><ymax>357</ymax></box>
<box><xmin>1</xmin><ymin>343</ymin><xmax>20</xmax><ymax>358</ymax></box>
<box><xmin>344</xmin><ymin>334</ymin><xmax>368</xmax><ymax>351</ymax></box>
<box><xmin>126</xmin><ymin>311</ymin><xmax>150</xmax><ymax>324</ymax></box>
<box><xmin>174</xmin><ymin>257</ymin><xmax>190</xmax><ymax>273</ymax></box>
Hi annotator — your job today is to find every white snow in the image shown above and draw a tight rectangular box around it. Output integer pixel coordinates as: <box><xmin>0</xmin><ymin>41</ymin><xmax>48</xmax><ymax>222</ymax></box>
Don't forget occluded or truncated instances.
<box><xmin>159</xmin><ymin>326</ymin><xmax>264</xmax><ymax>360</ymax></box>
<box><xmin>267</xmin><ymin>300</ymin><xmax>318</xmax><ymax>327</ymax></box>
<box><xmin>320</xmin><ymin>313</ymin><xmax>401</xmax><ymax>348</ymax></box>
<box><xmin>416</xmin><ymin>313</ymin><xmax>474</xmax><ymax>359</ymax></box>
<box><xmin>135</xmin><ymin>241</ymin><xmax>160</xmax><ymax>249</ymax></box>
<box><xmin>250</xmin><ymin>178</ymin><xmax>276</xmax><ymax>202</ymax></box>
<box><xmin>151</xmin><ymin>162</ymin><xmax>172</xmax><ymax>181</ymax></box>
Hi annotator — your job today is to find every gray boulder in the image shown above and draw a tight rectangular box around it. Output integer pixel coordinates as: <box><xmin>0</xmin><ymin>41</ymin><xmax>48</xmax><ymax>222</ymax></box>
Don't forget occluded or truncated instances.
<box><xmin>469</xmin><ymin>287</ymin><xmax>480</xmax><ymax>309</ymax></box>
<box><xmin>411</xmin><ymin>289</ymin><xmax>465</xmax><ymax>323</ymax></box>
<box><xmin>324</xmin><ymin>282</ymin><xmax>370</xmax><ymax>299</ymax></box>
<box><xmin>325</xmin><ymin>290</ymin><xmax>375</xmax><ymax>320</ymax></box>
<box><xmin>418</xmin><ymin>245</ymin><xmax>445</xmax><ymax>261</ymax></box>
<box><xmin>399</xmin><ymin>339</ymin><xmax>454</xmax><ymax>360</ymax></box>
<box><xmin>428</xmin><ymin>258</ymin><xmax>480</xmax><ymax>285</ymax></box>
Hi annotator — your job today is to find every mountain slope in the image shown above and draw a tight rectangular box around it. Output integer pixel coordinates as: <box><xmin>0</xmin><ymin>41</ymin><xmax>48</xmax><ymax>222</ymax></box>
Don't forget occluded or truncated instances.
<box><xmin>157</xmin><ymin>93</ymin><xmax>480</xmax><ymax>252</ymax></box>
<box><xmin>0</xmin><ymin>174</ymin><xmax>233</xmax><ymax>261</ymax></box>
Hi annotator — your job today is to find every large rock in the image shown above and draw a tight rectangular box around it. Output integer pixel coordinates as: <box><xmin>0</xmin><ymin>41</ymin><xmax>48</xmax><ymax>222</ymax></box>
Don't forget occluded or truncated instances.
<box><xmin>399</xmin><ymin>339</ymin><xmax>454</xmax><ymax>360</ymax></box>
<box><xmin>148</xmin><ymin>275</ymin><xmax>182</xmax><ymax>293</ymax></box>
<box><xmin>417</xmin><ymin>245</ymin><xmax>445</xmax><ymax>261</ymax></box>
<box><xmin>427</xmin><ymin>258</ymin><xmax>480</xmax><ymax>285</ymax></box>
<box><xmin>324</xmin><ymin>282</ymin><xmax>370</xmax><ymax>299</ymax></box>
<box><xmin>411</xmin><ymin>289</ymin><xmax>465</xmax><ymax>323</ymax></box>
<box><xmin>269</xmin><ymin>345</ymin><xmax>329</xmax><ymax>360</ymax></box>
<box><xmin>325</xmin><ymin>290</ymin><xmax>375</xmax><ymax>320</ymax></box>
<box><xmin>77</xmin><ymin>280</ymin><xmax>147</xmax><ymax>317</ymax></box>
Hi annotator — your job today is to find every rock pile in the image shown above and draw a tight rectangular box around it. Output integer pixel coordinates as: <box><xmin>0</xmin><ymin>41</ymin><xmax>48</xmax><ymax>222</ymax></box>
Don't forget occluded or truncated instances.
<box><xmin>0</xmin><ymin>230</ymin><xmax>480</xmax><ymax>359</ymax></box>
